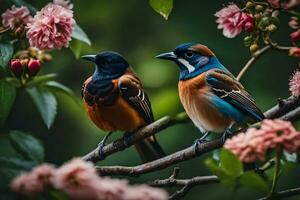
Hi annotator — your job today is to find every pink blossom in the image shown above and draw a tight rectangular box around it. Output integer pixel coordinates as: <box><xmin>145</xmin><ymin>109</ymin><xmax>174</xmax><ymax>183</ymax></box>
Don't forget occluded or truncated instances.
<box><xmin>26</xmin><ymin>3</ymin><xmax>75</xmax><ymax>51</ymax></box>
<box><xmin>53</xmin><ymin>0</ymin><xmax>73</xmax><ymax>10</ymax></box>
<box><xmin>261</xmin><ymin>119</ymin><xmax>300</xmax><ymax>152</ymax></box>
<box><xmin>290</xmin><ymin>30</ymin><xmax>300</xmax><ymax>42</ymax></box>
<box><xmin>225</xmin><ymin>119</ymin><xmax>300</xmax><ymax>163</ymax></box>
<box><xmin>215</xmin><ymin>4</ymin><xmax>252</xmax><ymax>38</ymax></box>
<box><xmin>12</xmin><ymin>158</ymin><xmax>168</xmax><ymax>200</ymax></box>
<box><xmin>11</xmin><ymin>164</ymin><xmax>55</xmax><ymax>195</ymax></box>
<box><xmin>268</xmin><ymin>0</ymin><xmax>281</xmax><ymax>8</ymax></box>
<box><xmin>1</xmin><ymin>6</ymin><xmax>32</xmax><ymax>29</ymax></box>
<box><xmin>289</xmin><ymin>18</ymin><xmax>299</xmax><ymax>29</ymax></box>
<box><xmin>124</xmin><ymin>185</ymin><xmax>168</xmax><ymax>200</ymax></box>
<box><xmin>224</xmin><ymin>128</ymin><xmax>268</xmax><ymax>163</ymax></box>
<box><xmin>290</xmin><ymin>70</ymin><xmax>300</xmax><ymax>97</ymax></box>
<box><xmin>51</xmin><ymin>158</ymin><xmax>101</xmax><ymax>200</ymax></box>
<box><xmin>268</xmin><ymin>0</ymin><xmax>300</xmax><ymax>9</ymax></box>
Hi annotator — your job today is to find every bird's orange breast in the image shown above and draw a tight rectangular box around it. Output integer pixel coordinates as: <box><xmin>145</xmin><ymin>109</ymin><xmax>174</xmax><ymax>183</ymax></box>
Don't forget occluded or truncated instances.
<box><xmin>83</xmin><ymin>79</ymin><xmax>145</xmax><ymax>132</ymax></box>
<box><xmin>178</xmin><ymin>73</ymin><xmax>232</xmax><ymax>133</ymax></box>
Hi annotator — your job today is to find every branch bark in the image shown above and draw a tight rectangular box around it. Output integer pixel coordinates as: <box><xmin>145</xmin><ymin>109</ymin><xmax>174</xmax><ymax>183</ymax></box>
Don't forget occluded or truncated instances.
<box><xmin>257</xmin><ymin>187</ymin><xmax>300</xmax><ymax>200</ymax></box>
<box><xmin>236</xmin><ymin>43</ymin><xmax>292</xmax><ymax>81</ymax></box>
<box><xmin>149</xmin><ymin>168</ymin><xmax>219</xmax><ymax>200</ymax></box>
<box><xmin>95</xmin><ymin>96</ymin><xmax>300</xmax><ymax>176</ymax></box>
<box><xmin>82</xmin><ymin>112</ymin><xmax>189</xmax><ymax>163</ymax></box>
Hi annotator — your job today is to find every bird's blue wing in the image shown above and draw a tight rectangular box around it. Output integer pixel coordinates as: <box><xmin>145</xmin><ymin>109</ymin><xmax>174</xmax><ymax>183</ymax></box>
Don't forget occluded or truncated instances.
<box><xmin>205</xmin><ymin>69</ymin><xmax>264</xmax><ymax>122</ymax></box>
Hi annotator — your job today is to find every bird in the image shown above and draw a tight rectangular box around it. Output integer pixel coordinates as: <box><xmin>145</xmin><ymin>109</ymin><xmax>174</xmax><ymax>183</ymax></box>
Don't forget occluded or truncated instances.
<box><xmin>81</xmin><ymin>51</ymin><xmax>165</xmax><ymax>163</ymax></box>
<box><xmin>156</xmin><ymin>42</ymin><xmax>264</xmax><ymax>147</ymax></box>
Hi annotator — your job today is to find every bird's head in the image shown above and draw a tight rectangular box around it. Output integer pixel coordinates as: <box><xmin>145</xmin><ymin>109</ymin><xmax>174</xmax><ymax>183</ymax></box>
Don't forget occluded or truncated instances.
<box><xmin>82</xmin><ymin>51</ymin><xmax>129</xmax><ymax>80</ymax></box>
<box><xmin>156</xmin><ymin>43</ymin><xmax>225</xmax><ymax>80</ymax></box>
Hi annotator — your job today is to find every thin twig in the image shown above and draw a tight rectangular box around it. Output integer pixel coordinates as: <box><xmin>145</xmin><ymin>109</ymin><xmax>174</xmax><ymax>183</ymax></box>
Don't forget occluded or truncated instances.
<box><xmin>149</xmin><ymin>168</ymin><xmax>219</xmax><ymax>200</ymax></box>
<box><xmin>236</xmin><ymin>45</ymin><xmax>271</xmax><ymax>81</ymax></box>
<box><xmin>236</xmin><ymin>43</ymin><xmax>292</xmax><ymax>81</ymax></box>
<box><xmin>257</xmin><ymin>187</ymin><xmax>300</xmax><ymax>200</ymax></box>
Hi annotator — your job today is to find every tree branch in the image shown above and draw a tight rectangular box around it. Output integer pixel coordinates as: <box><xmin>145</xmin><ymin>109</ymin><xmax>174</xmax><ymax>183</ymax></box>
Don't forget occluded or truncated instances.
<box><xmin>95</xmin><ymin>96</ymin><xmax>300</xmax><ymax>176</ymax></box>
<box><xmin>149</xmin><ymin>168</ymin><xmax>219</xmax><ymax>200</ymax></box>
<box><xmin>236</xmin><ymin>45</ymin><xmax>271</xmax><ymax>81</ymax></box>
<box><xmin>264</xmin><ymin>96</ymin><xmax>300</xmax><ymax>119</ymax></box>
<box><xmin>257</xmin><ymin>187</ymin><xmax>300</xmax><ymax>200</ymax></box>
<box><xmin>236</xmin><ymin>43</ymin><xmax>292</xmax><ymax>81</ymax></box>
<box><xmin>82</xmin><ymin>112</ymin><xmax>189</xmax><ymax>163</ymax></box>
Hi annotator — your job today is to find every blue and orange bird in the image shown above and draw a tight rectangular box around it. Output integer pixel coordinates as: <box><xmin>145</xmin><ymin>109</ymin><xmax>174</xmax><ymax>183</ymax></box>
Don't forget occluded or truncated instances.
<box><xmin>156</xmin><ymin>43</ymin><xmax>264</xmax><ymax>145</ymax></box>
<box><xmin>81</xmin><ymin>51</ymin><xmax>165</xmax><ymax>163</ymax></box>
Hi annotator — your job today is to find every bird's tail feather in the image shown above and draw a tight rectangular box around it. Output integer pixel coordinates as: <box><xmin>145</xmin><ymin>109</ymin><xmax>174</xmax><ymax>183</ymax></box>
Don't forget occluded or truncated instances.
<box><xmin>134</xmin><ymin>136</ymin><xmax>165</xmax><ymax>163</ymax></box>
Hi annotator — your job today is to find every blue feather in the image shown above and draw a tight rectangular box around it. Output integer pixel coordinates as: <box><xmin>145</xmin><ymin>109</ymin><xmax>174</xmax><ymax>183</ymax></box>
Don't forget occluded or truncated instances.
<box><xmin>209</xmin><ymin>95</ymin><xmax>246</xmax><ymax>123</ymax></box>
<box><xmin>180</xmin><ymin>57</ymin><xmax>228</xmax><ymax>80</ymax></box>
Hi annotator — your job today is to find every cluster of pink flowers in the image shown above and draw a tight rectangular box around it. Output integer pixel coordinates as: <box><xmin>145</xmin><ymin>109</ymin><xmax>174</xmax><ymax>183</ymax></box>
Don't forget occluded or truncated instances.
<box><xmin>1</xmin><ymin>6</ymin><xmax>32</xmax><ymax>30</ymax></box>
<box><xmin>26</xmin><ymin>2</ymin><xmax>75</xmax><ymax>50</ymax></box>
<box><xmin>224</xmin><ymin>119</ymin><xmax>300</xmax><ymax>163</ymax></box>
<box><xmin>289</xmin><ymin>69</ymin><xmax>300</xmax><ymax>97</ymax></box>
<box><xmin>268</xmin><ymin>0</ymin><xmax>300</xmax><ymax>9</ymax></box>
<box><xmin>53</xmin><ymin>0</ymin><xmax>73</xmax><ymax>9</ymax></box>
<box><xmin>215</xmin><ymin>4</ymin><xmax>254</xmax><ymax>38</ymax></box>
<box><xmin>11</xmin><ymin>158</ymin><xmax>168</xmax><ymax>200</ymax></box>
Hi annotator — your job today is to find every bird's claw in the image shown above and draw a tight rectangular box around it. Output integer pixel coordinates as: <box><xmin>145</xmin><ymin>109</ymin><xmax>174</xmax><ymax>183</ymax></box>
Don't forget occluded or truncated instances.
<box><xmin>193</xmin><ymin>138</ymin><xmax>207</xmax><ymax>154</ymax></box>
<box><xmin>97</xmin><ymin>132</ymin><xmax>112</xmax><ymax>160</ymax></box>
<box><xmin>221</xmin><ymin>128</ymin><xmax>233</xmax><ymax>143</ymax></box>
<box><xmin>123</xmin><ymin>132</ymin><xmax>131</xmax><ymax>147</ymax></box>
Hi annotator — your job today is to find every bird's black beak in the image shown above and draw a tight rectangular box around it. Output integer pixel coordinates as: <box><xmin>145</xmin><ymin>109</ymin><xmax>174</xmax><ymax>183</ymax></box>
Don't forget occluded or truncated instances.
<box><xmin>81</xmin><ymin>55</ymin><xmax>96</xmax><ymax>62</ymax></box>
<box><xmin>155</xmin><ymin>52</ymin><xmax>177</xmax><ymax>61</ymax></box>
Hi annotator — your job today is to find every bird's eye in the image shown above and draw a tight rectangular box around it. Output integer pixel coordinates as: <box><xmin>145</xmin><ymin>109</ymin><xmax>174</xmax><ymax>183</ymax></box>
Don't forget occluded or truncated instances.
<box><xmin>185</xmin><ymin>51</ymin><xmax>194</xmax><ymax>58</ymax></box>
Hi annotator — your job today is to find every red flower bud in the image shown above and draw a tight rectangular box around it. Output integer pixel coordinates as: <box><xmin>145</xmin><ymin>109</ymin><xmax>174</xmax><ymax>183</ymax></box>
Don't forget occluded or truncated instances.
<box><xmin>290</xmin><ymin>31</ymin><xmax>300</xmax><ymax>42</ymax></box>
<box><xmin>244</xmin><ymin>22</ymin><xmax>255</xmax><ymax>32</ymax></box>
<box><xmin>10</xmin><ymin>59</ymin><xmax>23</xmax><ymax>77</ymax></box>
<box><xmin>27</xmin><ymin>59</ymin><xmax>41</xmax><ymax>77</ymax></box>
<box><xmin>289</xmin><ymin>47</ymin><xmax>300</xmax><ymax>57</ymax></box>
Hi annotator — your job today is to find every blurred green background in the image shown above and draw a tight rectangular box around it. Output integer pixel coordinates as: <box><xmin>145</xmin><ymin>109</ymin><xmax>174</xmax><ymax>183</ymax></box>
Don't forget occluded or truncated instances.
<box><xmin>2</xmin><ymin>0</ymin><xmax>300</xmax><ymax>199</ymax></box>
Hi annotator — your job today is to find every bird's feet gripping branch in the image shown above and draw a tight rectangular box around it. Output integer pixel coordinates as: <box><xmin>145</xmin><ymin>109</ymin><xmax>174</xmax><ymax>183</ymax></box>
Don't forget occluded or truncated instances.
<box><xmin>98</xmin><ymin>132</ymin><xmax>112</xmax><ymax>160</ymax></box>
<box><xmin>193</xmin><ymin>132</ymin><xmax>210</xmax><ymax>153</ymax></box>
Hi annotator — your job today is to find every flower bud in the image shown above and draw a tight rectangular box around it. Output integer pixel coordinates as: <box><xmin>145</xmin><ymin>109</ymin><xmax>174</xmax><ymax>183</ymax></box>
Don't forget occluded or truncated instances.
<box><xmin>255</xmin><ymin>5</ymin><xmax>264</xmax><ymax>12</ymax></box>
<box><xmin>10</xmin><ymin>59</ymin><xmax>23</xmax><ymax>77</ymax></box>
<box><xmin>266</xmin><ymin>24</ymin><xmax>277</xmax><ymax>32</ymax></box>
<box><xmin>244</xmin><ymin>36</ymin><xmax>252</xmax><ymax>47</ymax></box>
<box><xmin>27</xmin><ymin>59</ymin><xmax>41</xmax><ymax>77</ymax></box>
<box><xmin>289</xmin><ymin>47</ymin><xmax>300</xmax><ymax>57</ymax></box>
<box><xmin>250</xmin><ymin>44</ymin><xmax>259</xmax><ymax>53</ymax></box>
<box><xmin>246</xmin><ymin>2</ymin><xmax>254</xmax><ymax>8</ymax></box>
<box><xmin>290</xmin><ymin>31</ymin><xmax>300</xmax><ymax>42</ymax></box>
<box><xmin>244</xmin><ymin>22</ymin><xmax>255</xmax><ymax>32</ymax></box>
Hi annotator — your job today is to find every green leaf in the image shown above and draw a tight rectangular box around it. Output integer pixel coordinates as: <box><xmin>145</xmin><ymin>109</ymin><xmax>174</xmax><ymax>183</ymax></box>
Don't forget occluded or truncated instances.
<box><xmin>5</xmin><ymin>77</ymin><xmax>21</xmax><ymax>87</ymax></box>
<box><xmin>9</xmin><ymin>130</ymin><xmax>44</xmax><ymax>163</ymax></box>
<box><xmin>26</xmin><ymin>73</ymin><xmax>57</xmax><ymax>87</ymax></box>
<box><xmin>44</xmin><ymin>81</ymin><xmax>78</xmax><ymax>103</ymax></box>
<box><xmin>205</xmin><ymin>158</ymin><xmax>235</xmax><ymax>187</ymax></box>
<box><xmin>69</xmin><ymin>39</ymin><xmax>83</xmax><ymax>59</ymax></box>
<box><xmin>26</xmin><ymin>86</ymin><xmax>57</xmax><ymax>129</ymax></box>
<box><xmin>149</xmin><ymin>0</ymin><xmax>173</xmax><ymax>20</ymax></box>
<box><xmin>220</xmin><ymin>149</ymin><xmax>243</xmax><ymax>177</ymax></box>
<box><xmin>239</xmin><ymin>171</ymin><xmax>269</xmax><ymax>193</ymax></box>
<box><xmin>9</xmin><ymin>0</ymin><xmax>37</xmax><ymax>14</ymax></box>
<box><xmin>0</xmin><ymin>157</ymin><xmax>36</xmax><ymax>189</ymax></box>
<box><xmin>71</xmin><ymin>25</ymin><xmax>91</xmax><ymax>46</ymax></box>
<box><xmin>0</xmin><ymin>42</ymin><xmax>13</xmax><ymax>69</ymax></box>
<box><xmin>0</xmin><ymin>80</ymin><xmax>16</xmax><ymax>127</ymax></box>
